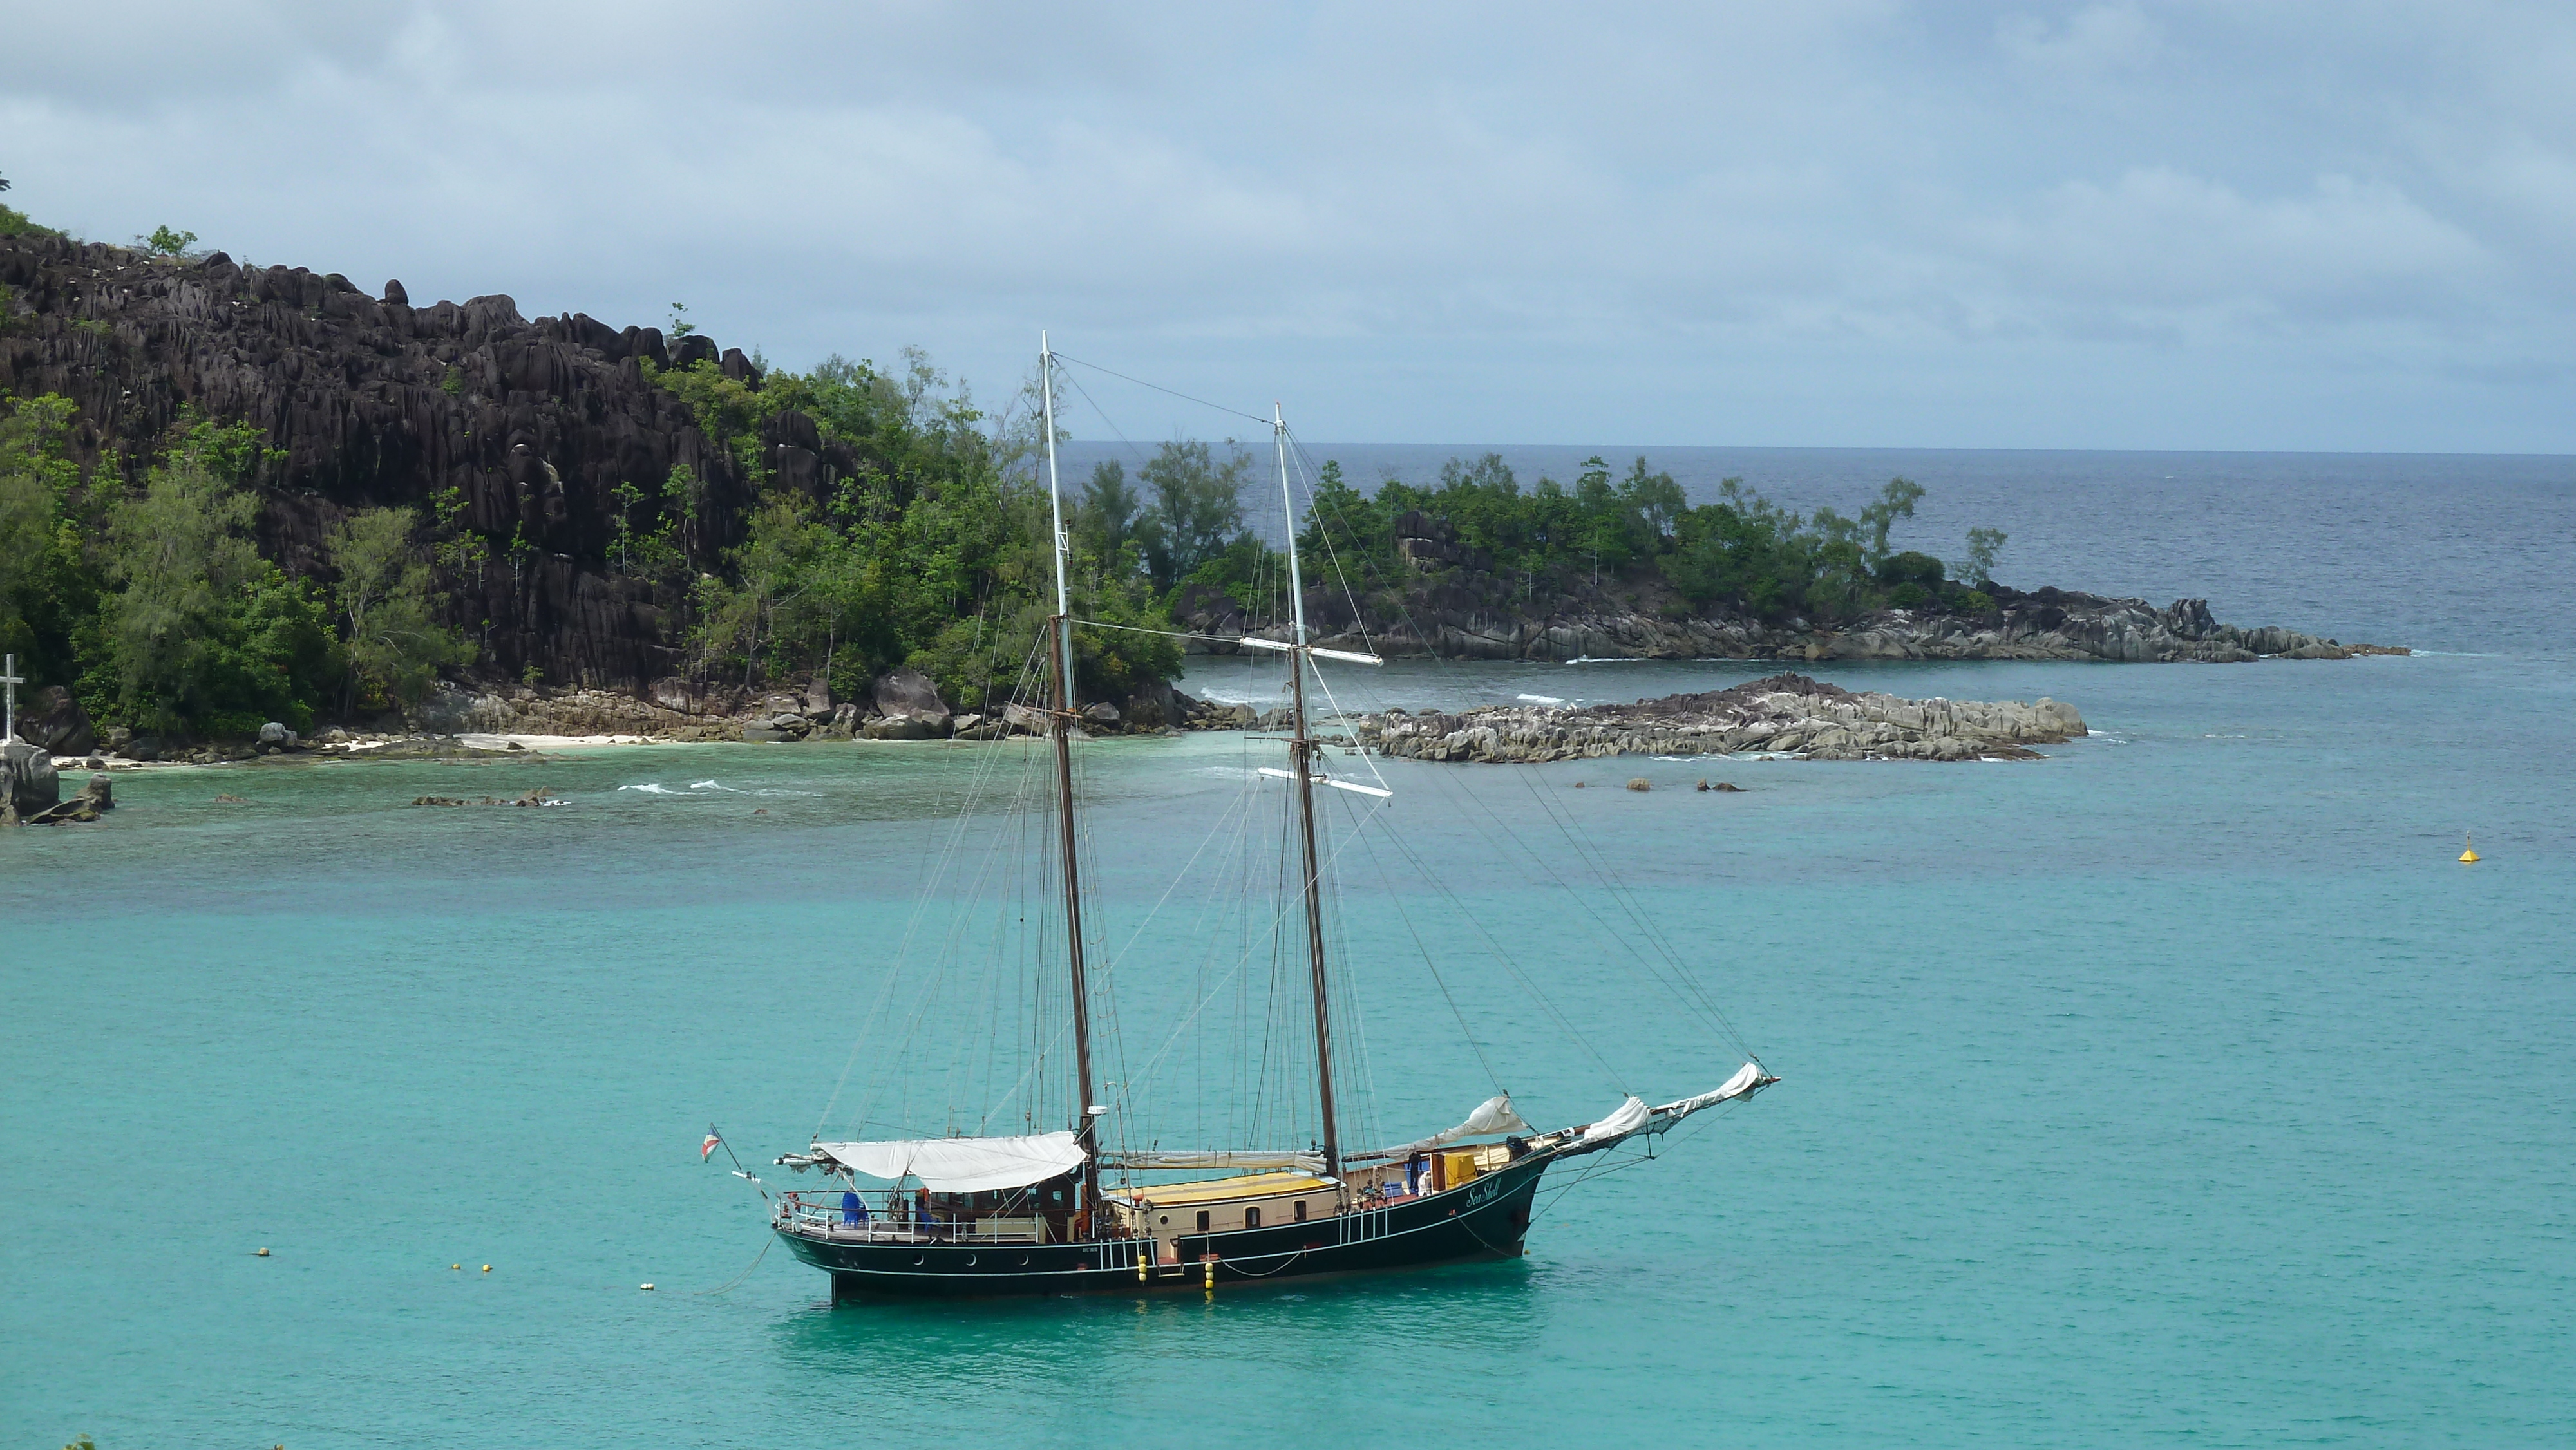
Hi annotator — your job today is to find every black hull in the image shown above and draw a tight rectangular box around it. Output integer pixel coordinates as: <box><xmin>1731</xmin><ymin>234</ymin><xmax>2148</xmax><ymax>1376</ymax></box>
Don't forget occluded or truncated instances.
<box><xmin>781</xmin><ymin>1153</ymin><xmax>1554</xmax><ymax>1299</ymax></box>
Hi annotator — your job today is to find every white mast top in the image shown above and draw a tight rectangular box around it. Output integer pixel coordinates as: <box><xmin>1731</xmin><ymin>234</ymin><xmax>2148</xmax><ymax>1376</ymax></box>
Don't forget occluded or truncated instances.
<box><xmin>1040</xmin><ymin>334</ymin><xmax>1077</xmax><ymax>700</ymax></box>
<box><xmin>1</xmin><ymin>654</ymin><xmax>20</xmax><ymax>746</ymax></box>
<box><xmin>1274</xmin><ymin>406</ymin><xmax>1307</xmax><ymax>648</ymax></box>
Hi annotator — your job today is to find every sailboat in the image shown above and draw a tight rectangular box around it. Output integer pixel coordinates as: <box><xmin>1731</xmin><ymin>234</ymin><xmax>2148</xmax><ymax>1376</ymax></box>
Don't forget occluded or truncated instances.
<box><xmin>768</xmin><ymin>337</ymin><xmax>1776</xmax><ymax>1296</ymax></box>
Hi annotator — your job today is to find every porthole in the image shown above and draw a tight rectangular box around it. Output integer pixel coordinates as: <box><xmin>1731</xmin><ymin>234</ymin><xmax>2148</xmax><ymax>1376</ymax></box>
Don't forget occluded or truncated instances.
<box><xmin>911</xmin><ymin>1254</ymin><xmax>925</xmax><ymax>1265</ymax></box>
<box><xmin>1158</xmin><ymin>1214</ymin><xmax>1169</xmax><ymax>1226</ymax></box>
<box><xmin>964</xmin><ymin>1254</ymin><xmax>978</xmax><ymax>1266</ymax></box>
<box><xmin>1018</xmin><ymin>1254</ymin><xmax>1031</xmax><ymax>1266</ymax></box>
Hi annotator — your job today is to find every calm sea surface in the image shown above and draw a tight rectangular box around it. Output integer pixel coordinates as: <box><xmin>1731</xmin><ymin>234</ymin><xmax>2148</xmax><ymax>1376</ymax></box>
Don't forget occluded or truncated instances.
<box><xmin>6</xmin><ymin>449</ymin><xmax>2573</xmax><ymax>1447</ymax></box>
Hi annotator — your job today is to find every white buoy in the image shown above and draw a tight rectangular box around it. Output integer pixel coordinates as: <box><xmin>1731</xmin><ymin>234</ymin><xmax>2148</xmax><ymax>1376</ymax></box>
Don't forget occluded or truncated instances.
<box><xmin>640</xmin><ymin>1283</ymin><xmax>656</xmax><ymax>1291</ymax></box>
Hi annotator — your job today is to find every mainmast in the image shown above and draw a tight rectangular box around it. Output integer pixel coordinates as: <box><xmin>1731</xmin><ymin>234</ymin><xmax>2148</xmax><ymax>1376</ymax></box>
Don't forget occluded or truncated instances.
<box><xmin>1039</xmin><ymin>335</ymin><xmax>1103</xmax><ymax>1208</ymax></box>
<box><xmin>1274</xmin><ymin>405</ymin><xmax>1342</xmax><ymax>1181</ymax></box>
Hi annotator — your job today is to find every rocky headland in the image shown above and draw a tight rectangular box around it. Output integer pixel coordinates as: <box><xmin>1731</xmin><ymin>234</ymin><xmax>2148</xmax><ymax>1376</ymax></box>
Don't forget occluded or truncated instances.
<box><xmin>1182</xmin><ymin>574</ymin><xmax>2403</xmax><ymax>666</ymax></box>
<box><xmin>1354</xmin><ymin>673</ymin><xmax>2088</xmax><ymax>764</ymax></box>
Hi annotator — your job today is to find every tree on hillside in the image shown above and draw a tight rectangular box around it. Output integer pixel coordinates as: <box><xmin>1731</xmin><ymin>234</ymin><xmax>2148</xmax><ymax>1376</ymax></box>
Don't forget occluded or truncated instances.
<box><xmin>1135</xmin><ymin>440</ymin><xmax>1250</xmax><ymax>591</ymax></box>
<box><xmin>101</xmin><ymin>419</ymin><xmax>336</xmax><ymax>734</ymax></box>
<box><xmin>1958</xmin><ymin>526</ymin><xmax>2008</xmax><ymax>585</ymax></box>
<box><xmin>326</xmin><ymin>506</ymin><xmax>471</xmax><ymax>710</ymax></box>
<box><xmin>1074</xmin><ymin>458</ymin><xmax>1143</xmax><ymax>565</ymax></box>
<box><xmin>0</xmin><ymin>395</ymin><xmax>77</xmax><ymax>660</ymax></box>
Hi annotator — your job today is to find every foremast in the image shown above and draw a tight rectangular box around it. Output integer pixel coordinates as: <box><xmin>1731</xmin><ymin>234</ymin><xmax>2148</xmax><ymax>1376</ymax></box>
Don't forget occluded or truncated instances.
<box><xmin>1039</xmin><ymin>335</ymin><xmax>1103</xmax><ymax>1213</ymax></box>
<box><xmin>1274</xmin><ymin>406</ymin><xmax>1342</xmax><ymax>1182</ymax></box>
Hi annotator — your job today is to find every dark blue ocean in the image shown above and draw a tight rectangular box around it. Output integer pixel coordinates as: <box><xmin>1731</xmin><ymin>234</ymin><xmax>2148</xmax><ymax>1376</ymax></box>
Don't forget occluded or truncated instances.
<box><xmin>6</xmin><ymin>448</ymin><xmax>2573</xmax><ymax>1447</ymax></box>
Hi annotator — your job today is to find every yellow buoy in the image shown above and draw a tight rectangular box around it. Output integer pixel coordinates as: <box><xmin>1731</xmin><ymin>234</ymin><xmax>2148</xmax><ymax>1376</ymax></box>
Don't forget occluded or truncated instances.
<box><xmin>451</xmin><ymin>1263</ymin><xmax>461</xmax><ymax>1270</ymax></box>
<box><xmin>2461</xmin><ymin>833</ymin><xmax>2480</xmax><ymax>863</ymax></box>
<box><xmin>482</xmin><ymin>1264</ymin><xmax>492</xmax><ymax>1273</ymax></box>
<box><xmin>255</xmin><ymin>1247</ymin><xmax>270</xmax><ymax>1257</ymax></box>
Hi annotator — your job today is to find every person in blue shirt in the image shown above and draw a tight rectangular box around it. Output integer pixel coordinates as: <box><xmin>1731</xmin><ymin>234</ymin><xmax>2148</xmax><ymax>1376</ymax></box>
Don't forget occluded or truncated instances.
<box><xmin>840</xmin><ymin>1189</ymin><xmax>867</xmax><ymax>1226</ymax></box>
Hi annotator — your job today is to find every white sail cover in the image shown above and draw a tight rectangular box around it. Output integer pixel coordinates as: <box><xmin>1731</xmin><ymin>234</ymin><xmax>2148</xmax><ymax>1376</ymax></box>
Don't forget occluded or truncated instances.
<box><xmin>1653</xmin><ymin>1061</ymin><xmax>1770</xmax><ymax>1120</ymax></box>
<box><xmin>811</xmin><ymin>1131</ymin><xmax>1085</xmax><ymax>1193</ymax></box>
<box><xmin>1381</xmin><ymin>1093</ymin><xmax>1533</xmax><ymax>1156</ymax></box>
<box><xmin>1580</xmin><ymin>1095</ymin><xmax>1652</xmax><ymax>1144</ymax></box>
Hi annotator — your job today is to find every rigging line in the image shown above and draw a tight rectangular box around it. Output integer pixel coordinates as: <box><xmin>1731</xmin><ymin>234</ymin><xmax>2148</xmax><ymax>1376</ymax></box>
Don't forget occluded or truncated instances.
<box><xmin>853</xmin><ymin>651</ymin><xmax>1054</xmax><ymax>1138</ymax></box>
<box><xmin>1515</xmin><ymin>769</ymin><xmax>1756</xmax><ymax>1057</ymax></box>
<box><xmin>1100</xmin><ymin>775</ymin><xmax>1261</xmax><ymax>975</ymax></box>
<box><xmin>1106</xmin><ymin>791</ymin><xmax>1390</xmax><ymax>1117</ymax></box>
<box><xmin>1067</xmin><ymin>617</ymin><xmax>1305</xmax><ymax>652</ymax></box>
<box><xmin>1283</xmin><ymin>427</ymin><xmax>1383</xmax><ymax>661</ymax></box>
<box><xmin>694</xmin><ymin>1232</ymin><xmax>775</xmax><ymax>1296</ymax></box>
<box><xmin>1362</xmin><ymin>800</ymin><xmax>1628</xmax><ymax>1091</ymax></box>
<box><xmin>1117</xmin><ymin>764</ymin><xmax>1265</xmax><ymax>1153</ymax></box>
<box><xmin>1049</xmin><ymin>351</ymin><xmax>1274</xmax><ymax>428</ymax></box>
<box><xmin>1502</xmin><ymin>757</ymin><xmax>1755</xmax><ymax>1056</ymax></box>
<box><xmin>1437</xmin><ymin>759</ymin><xmax>1747</xmax><ymax>1060</ymax></box>
<box><xmin>1300</xmin><ymin>655</ymin><xmax>1394</xmax><ymax>795</ymax></box>
<box><xmin>1056</xmin><ymin>370</ymin><xmax>1159</xmax><ymax>473</ymax></box>
<box><xmin>1350</xmin><ymin>818</ymin><xmax>1506</xmax><ymax>1093</ymax></box>
<box><xmin>820</xmin><ymin>635</ymin><xmax>1048</xmax><ymax>1138</ymax></box>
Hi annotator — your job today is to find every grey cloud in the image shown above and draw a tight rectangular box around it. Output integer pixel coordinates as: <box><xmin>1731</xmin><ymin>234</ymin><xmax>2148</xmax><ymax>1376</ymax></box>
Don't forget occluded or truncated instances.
<box><xmin>5</xmin><ymin>1</ymin><xmax>2571</xmax><ymax>449</ymax></box>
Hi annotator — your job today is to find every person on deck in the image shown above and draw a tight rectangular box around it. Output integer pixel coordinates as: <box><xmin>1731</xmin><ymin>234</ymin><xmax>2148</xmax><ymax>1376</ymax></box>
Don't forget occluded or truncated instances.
<box><xmin>840</xmin><ymin>1189</ymin><xmax>866</xmax><ymax>1226</ymax></box>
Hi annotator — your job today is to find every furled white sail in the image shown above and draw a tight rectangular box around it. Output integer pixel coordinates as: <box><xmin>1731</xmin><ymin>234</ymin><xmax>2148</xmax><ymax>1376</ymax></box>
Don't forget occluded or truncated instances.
<box><xmin>1108</xmin><ymin>1151</ymin><xmax>1327</xmax><ymax>1172</ymax></box>
<box><xmin>810</xmin><ymin>1132</ymin><xmax>1085</xmax><ymax>1193</ymax></box>
<box><xmin>1381</xmin><ymin>1093</ymin><xmax>1533</xmax><ymax>1156</ymax></box>
<box><xmin>1580</xmin><ymin>1095</ymin><xmax>1652</xmax><ymax>1144</ymax></box>
<box><xmin>1651</xmin><ymin>1061</ymin><xmax>1772</xmax><ymax>1122</ymax></box>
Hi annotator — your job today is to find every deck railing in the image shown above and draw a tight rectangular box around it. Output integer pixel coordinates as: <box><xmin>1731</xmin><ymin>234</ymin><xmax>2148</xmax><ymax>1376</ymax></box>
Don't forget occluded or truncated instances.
<box><xmin>775</xmin><ymin>1193</ymin><xmax>1059</xmax><ymax>1244</ymax></box>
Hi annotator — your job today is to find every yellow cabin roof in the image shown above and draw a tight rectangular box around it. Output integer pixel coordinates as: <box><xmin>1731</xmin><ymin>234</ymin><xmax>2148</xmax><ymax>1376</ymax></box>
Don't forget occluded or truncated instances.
<box><xmin>1117</xmin><ymin>1172</ymin><xmax>1329</xmax><ymax>1207</ymax></box>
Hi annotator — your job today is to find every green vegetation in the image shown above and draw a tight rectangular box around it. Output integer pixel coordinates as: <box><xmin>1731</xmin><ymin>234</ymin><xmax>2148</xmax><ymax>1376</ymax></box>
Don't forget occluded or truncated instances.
<box><xmin>138</xmin><ymin>225</ymin><xmax>198</xmax><ymax>257</ymax></box>
<box><xmin>95</xmin><ymin>417</ymin><xmax>337</xmax><ymax>735</ymax></box>
<box><xmin>325</xmin><ymin>506</ymin><xmax>472</xmax><ymax>711</ymax></box>
<box><xmin>0</xmin><ymin>397</ymin><xmax>350</xmax><ymax>739</ymax></box>
<box><xmin>639</xmin><ymin>351</ymin><xmax>1177</xmax><ymax>710</ymax></box>
<box><xmin>1299</xmin><ymin>453</ymin><xmax>2005</xmax><ymax>622</ymax></box>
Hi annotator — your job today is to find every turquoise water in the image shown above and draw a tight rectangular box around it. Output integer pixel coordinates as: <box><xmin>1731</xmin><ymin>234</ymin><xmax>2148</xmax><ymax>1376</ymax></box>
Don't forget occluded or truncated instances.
<box><xmin>9</xmin><ymin>455</ymin><xmax>2576</xmax><ymax>1446</ymax></box>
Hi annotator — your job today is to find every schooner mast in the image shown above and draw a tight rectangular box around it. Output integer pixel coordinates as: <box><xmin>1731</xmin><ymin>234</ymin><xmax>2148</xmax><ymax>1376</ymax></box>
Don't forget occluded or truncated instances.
<box><xmin>1038</xmin><ymin>334</ymin><xmax>1103</xmax><ymax>1210</ymax></box>
<box><xmin>1274</xmin><ymin>406</ymin><xmax>1342</xmax><ymax>1180</ymax></box>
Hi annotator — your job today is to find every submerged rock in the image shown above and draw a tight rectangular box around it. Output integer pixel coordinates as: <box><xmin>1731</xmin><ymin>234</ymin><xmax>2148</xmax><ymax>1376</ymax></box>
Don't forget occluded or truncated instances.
<box><xmin>1354</xmin><ymin>672</ymin><xmax>2087</xmax><ymax>764</ymax></box>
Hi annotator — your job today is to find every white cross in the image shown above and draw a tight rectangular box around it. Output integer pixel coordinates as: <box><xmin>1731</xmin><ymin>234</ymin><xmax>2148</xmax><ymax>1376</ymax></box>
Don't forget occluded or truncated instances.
<box><xmin>1</xmin><ymin>654</ymin><xmax>20</xmax><ymax>746</ymax></box>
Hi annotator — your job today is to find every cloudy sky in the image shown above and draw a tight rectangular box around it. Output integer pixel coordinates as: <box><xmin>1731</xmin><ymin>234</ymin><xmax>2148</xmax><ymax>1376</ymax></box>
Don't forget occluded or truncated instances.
<box><xmin>8</xmin><ymin>2</ymin><xmax>2571</xmax><ymax>450</ymax></box>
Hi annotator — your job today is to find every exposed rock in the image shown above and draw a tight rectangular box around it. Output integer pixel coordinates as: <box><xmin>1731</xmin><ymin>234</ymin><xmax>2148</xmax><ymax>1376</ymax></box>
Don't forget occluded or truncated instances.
<box><xmin>14</xmin><ymin>686</ymin><xmax>95</xmax><ymax>754</ymax></box>
<box><xmin>26</xmin><ymin>772</ymin><xmax>112</xmax><ymax>824</ymax></box>
<box><xmin>256</xmin><ymin>721</ymin><xmax>298</xmax><ymax>748</ymax></box>
<box><xmin>3</xmin><ymin>740</ymin><xmax>61</xmax><ymax>816</ymax></box>
<box><xmin>0</xmin><ymin>232</ymin><xmax>773</xmax><ymax>690</ymax></box>
<box><xmin>862</xmin><ymin>715</ymin><xmax>941</xmax><ymax>740</ymax></box>
<box><xmin>1082</xmin><ymin>701</ymin><xmax>1121</xmax><ymax>725</ymax></box>
<box><xmin>1354</xmin><ymin>672</ymin><xmax>2088</xmax><ymax>764</ymax></box>
<box><xmin>871</xmin><ymin>668</ymin><xmax>950</xmax><ymax>720</ymax></box>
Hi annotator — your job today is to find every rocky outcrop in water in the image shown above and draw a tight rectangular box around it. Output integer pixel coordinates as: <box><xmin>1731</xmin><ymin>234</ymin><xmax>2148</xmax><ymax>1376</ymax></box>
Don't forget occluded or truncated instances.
<box><xmin>1</xmin><ymin>740</ymin><xmax>59</xmax><ymax>820</ymax></box>
<box><xmin>1354</xmin><ymin>673</ymin><xmax>2087</xmax><ymax>764</ymax></box>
